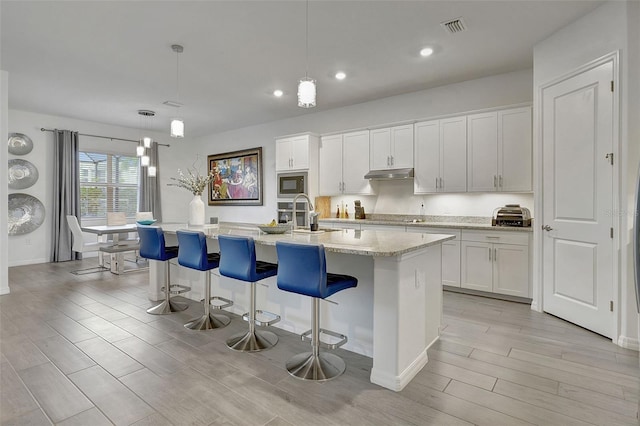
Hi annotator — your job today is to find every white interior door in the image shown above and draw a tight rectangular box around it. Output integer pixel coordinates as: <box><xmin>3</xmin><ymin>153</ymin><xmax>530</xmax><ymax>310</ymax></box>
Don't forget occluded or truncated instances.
<box><xmin>542</xmin><ymin>60</ymin><xmax>614</xmax><ymax>338</ymax></box>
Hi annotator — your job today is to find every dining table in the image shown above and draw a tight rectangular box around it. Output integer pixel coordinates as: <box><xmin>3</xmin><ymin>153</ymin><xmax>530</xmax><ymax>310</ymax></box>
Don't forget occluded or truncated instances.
<box><xmin>81</xmin><ymin>223</ymin><xmax>141</xmax><ymax>274</ymax></box>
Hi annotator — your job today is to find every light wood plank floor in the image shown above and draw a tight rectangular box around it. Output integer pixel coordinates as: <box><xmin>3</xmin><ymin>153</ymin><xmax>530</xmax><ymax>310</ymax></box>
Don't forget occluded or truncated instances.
<box><xmin>1</xmin><ymin>260</ymin><xmax>638</xmax><ymax>425</ymax></box>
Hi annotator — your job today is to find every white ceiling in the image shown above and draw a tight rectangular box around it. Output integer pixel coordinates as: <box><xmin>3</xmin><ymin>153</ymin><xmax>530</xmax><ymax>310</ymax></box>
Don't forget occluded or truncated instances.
<box><xmin>1</xmin><ymin>0</ymin><xmax>602</xmax><ymax>137</ymax></box>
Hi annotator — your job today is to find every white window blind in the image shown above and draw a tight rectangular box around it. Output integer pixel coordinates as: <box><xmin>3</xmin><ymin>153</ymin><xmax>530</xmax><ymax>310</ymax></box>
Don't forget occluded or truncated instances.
<box><xmin>79</xmin><ymin>151</ymin><xmax>139</xmax><ymax>219</ymax></box>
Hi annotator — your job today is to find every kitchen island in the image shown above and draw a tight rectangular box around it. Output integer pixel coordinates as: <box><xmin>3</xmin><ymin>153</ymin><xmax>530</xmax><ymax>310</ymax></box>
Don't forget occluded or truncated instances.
<box><xmin>146</xmin><ymin>223</ymin><xmax>454</xmax><ymax>392</ymax></box>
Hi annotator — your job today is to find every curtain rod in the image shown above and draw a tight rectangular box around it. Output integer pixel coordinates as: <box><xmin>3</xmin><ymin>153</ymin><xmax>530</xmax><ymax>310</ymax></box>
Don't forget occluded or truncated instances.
<box><xmin>40</xmin><ymin>128</ymin><xmax>170</xmax><ymax>147</ymax></box>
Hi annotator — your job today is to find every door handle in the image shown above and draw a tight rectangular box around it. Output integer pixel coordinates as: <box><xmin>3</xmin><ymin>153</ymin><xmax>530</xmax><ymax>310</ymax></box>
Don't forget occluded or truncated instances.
<box><xmin>542</xmin><ymin>225</ymin><xmax>553</xmax><ymax>231</ymax></box>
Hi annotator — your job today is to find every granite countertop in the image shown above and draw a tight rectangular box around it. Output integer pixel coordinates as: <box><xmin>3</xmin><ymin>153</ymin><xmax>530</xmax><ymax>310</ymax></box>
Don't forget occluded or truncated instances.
<box><xmin>158</xmin><ymin>222</ymin><xmax>455</xmax><ymax>257</ymax></box>
<box><xmin>319</xmin><ymin>214</ymin><xmax>534</xmax><ymax>233</ymax></box>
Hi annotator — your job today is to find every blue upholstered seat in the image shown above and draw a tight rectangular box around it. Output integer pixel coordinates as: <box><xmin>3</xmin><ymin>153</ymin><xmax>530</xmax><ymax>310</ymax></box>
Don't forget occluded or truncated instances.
<box><xmin>275</xmin><ymin>241</ymin><xmax>357</xmax><ymax>299</ymax></box>
<box><xmin>137</xmin><ymin>225</ymin><xmax>178</xmax><ymax>262</ymax></box>
<box><xmin>176</xmin><ymin>230</ymin><xmax>220</xmax><ymax>271</ymax></box>
<box><xmin>137</xmin><ymin>225</ymin><xmax>188</xmax><ymax>315</ymax></box>
<box><xmin>275</xmin><ymin>240</ymin><xmax>357</xmax><ymax>381</ymax></box>
<box><xmin>218</xmin><ymin>234</ymin><xmax>280</xmax><ymax>351</ymax></box>
<box><xmin>175</xmin><ymin>230</ymin><xmax>230</xmax><ymax>330</ymax></box>
<box><xmin>218</xmin><ymin>235</ymin><xmax>277</xmax><ymax>282</ymax></box>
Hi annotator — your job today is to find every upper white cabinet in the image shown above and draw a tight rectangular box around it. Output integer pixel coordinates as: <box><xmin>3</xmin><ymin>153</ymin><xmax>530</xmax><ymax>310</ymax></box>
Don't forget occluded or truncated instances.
<box><xmin>369</xmin><ymin>124</ymin><xmax>414</xmax><ymax>170</ymax></box>
<box><xmin>319</xmin><ymin>131</ymin><xmax>372</xmax><ymax>195</ymax></box>
<box><xmin>276</xmin><ymin>134</ymin><xmax>312</xmax><ymax>171</ymax></box>
<box><xmin>467</xmin><ymin>106</ymin><xmax>532</xmax><ymax>192</ymax></box>
<box><xmin>499</xmin><ymin>107</ymin><xmax>533</xmax><ymax>192</ymax></box>
<box><xmin>414</xmin><ymin>116</ymin><xmax>467</xmax><ymax>193</ymax></box>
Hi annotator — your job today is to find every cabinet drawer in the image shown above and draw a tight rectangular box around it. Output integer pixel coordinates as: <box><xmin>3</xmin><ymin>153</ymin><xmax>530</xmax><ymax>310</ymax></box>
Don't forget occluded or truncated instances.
<box><xmin>461</xmin><ymin>230</ymin><xmax>529</xmax><ymax>245</ymax></box>
<box><xmin>406</xmin><ymin>227</ymin><xmax>461</xmax><ymax>240</ymax></box>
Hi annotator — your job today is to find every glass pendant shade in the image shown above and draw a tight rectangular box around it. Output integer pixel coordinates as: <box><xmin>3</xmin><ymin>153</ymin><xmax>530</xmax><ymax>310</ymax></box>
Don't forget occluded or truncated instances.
<box><xmin>148</xmin><ymin>166</ymin><xmax>157</xmax><ymax>177</ymax></box>
<box><xmin>143</xmin><ymin>136</ymin><xmax>152</xmax><ymax>148</ymax></box>
<box><xmin>297</xmin><ymin>78</ymin><xmax>316</xmax><ymax>108</ymax></box>
<box><xmin>141</xmin><ymin>155</ymin><xmax>150</xmax><ymax>167</ymax></box>
<box><xmin>170</xmin><ymin>118</ymin><xmax>184</xmax><ymax>138</ymax></box>
<box><xmin>136</xmin><ymin>145</ymin><xmax>145</xmax><ymax>157</ymax></box>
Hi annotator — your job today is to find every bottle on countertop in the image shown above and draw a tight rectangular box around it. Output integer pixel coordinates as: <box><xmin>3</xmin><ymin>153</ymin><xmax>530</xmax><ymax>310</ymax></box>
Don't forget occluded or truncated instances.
<box><xmin>336</xmin><ymin>204</ymin><xmax>340</xmax><ymax>218</ymax></box>
<box><xmin>345</xmin><ymin>204</ymin><xmax>349</xmax><ymax>218</ymax></box>
<box><xmin>340</xmin><ymin>201</ymin><xmax>345</xmax><ymax>219</ymax></box>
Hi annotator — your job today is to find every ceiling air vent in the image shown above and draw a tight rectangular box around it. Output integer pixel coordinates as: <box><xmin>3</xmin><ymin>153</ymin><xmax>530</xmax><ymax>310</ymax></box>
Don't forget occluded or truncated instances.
<box><xmin>441</xmin><ymin>17</ymin><xmax>467</xmax><ymax>34</ymax></box>
<box><xmin>162</xmin><ymin>100</ymin><xmax>183</xmax><ymax>108</ymax></box>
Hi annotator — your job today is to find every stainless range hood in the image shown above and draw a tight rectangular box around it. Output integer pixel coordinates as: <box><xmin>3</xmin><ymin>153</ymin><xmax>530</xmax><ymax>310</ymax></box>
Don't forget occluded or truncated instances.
<box><xmin>364</xmin><ymin>168</ymin><xmax>414</xmax><ymax>180</ymax></box>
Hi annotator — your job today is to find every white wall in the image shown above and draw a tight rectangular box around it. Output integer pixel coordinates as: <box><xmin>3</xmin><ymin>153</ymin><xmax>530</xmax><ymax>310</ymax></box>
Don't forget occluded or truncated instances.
<box><xmin>533</xmin><ymin>0</ymin><xmax>639</xmax><ymax>348</ymax></box>
<box><xmin>1</xmin><ymin>71</ymin><xmax>9</xmax><ymax>293</ymax></box>
<box><xmin>7</xmin><ymin>109</ymin><xmax>189</xmax><ymax>266</ymax></box>
<box><xmin>171</xmin><ymin>69</ymin><xmax>533</xmax><ymax>225</ymax></box>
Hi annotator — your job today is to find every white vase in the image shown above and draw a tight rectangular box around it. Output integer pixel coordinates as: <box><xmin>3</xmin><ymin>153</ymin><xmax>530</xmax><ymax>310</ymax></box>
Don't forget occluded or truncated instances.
<box><xmin>189</xmin><ymin>194</ymin><xmax>205</xmax><ymax>226</ymax></box>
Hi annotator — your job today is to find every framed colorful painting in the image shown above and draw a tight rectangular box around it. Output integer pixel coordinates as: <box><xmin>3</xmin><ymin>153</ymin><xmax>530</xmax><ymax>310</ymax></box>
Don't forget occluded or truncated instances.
<box><xmin>208</xmin><ymin>147</ymin><xmax>263</xmax><ymax>206</ymax></box>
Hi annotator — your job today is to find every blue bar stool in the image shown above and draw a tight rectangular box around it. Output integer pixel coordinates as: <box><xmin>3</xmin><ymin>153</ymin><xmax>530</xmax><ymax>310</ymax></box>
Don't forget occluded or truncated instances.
<box><xmin>176</xmin><ymin>230</ymin><xmax>233</xmax><ymax>330</ymax></box>
<box><xmin>275</xmin><ymin>241</ymin><xmax>358</xmax><ymax>381</ymax></box>
<box><xmin>138</xmin><ymin>225</ymin><xmax>190</xmax><ymax>315</ymax></box>
<box><xmin>218</xmin><ymin>235</ymin><xmax>280</xmax><ymax>352</ymax></box>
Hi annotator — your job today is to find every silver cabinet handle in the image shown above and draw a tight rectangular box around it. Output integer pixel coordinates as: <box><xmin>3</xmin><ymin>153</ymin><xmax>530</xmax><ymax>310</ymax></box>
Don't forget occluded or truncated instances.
<box><xmin>494</xmin><ymin>175</ymin><xmax>497</xmax><ymax>188</ymax></box>
<box><xmin>494</xmin><ymin>248</ymin><xmax>497</xmax><ymax>261</ymax></box>
<box><xmin>499</xmin><ymin>175</ymin><xmax>503</xmax><ymax>187</ymax></box>
<box><xmin>440</xmin><ymin>177</ymin><xmax>443</xmax><ymax>189</ymax></box>
<box><xmin>436</xmin><ymin>177</ymin><xmax>439</xmax><ymax>189</ymax></box>
<box><xmin>489</xmin><ymin>247</ymin><xmax>492</xmax><ymax>261</ymax></box>
<box><xmin>542</xmin><ymin>225</ymin><xmax>553</xmax><ymax>231</ymax></box>
<box><xmin>390</xmin><ymin>155</ymin><xmax>394</xmax><ymax>166</ymax></box>
<box><xmin>342</xmin><ymin>182</ymin><xmax>345</xmax><ymax>192</ymax></box>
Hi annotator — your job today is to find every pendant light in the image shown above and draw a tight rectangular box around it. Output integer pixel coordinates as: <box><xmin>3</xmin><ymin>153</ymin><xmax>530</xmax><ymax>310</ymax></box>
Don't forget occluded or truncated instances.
<box><xmin>297</xmin><ymin>0</ymin><xmax>316</xmax><ymax>108</ymax></box>
<box><xmin>170</xmin><ymin>44</ymin><xmax>185</xmax><ymax>138</ymax></box>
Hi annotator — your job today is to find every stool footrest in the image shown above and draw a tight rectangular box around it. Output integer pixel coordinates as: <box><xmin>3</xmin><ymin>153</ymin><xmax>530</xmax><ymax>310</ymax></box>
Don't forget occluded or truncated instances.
<box><xmin>161</xmin><ymin>284</ymin><xmax>191</xmax><ymax>295</ymax></box>
<box><xmin>242</xmin><ymin>310</ymin><xmax>281</xmax><ymax>327</ymax></box>
<box><xmin>301</xmin><ymin>328</ymin><xmax>347</xmax><ymax>350</ymax></box>
<box><xmin>209</xmin><ymin>296</ymin><xmax>233</xmax><ymax>310</ymax></box>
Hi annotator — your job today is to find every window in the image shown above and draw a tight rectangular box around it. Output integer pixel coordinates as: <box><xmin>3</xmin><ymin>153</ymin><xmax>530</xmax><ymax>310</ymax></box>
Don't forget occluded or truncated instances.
<box><xmin>79</xmin><ymin>151</ymin><xmax>139</xmax><ymax>219</ymax></box>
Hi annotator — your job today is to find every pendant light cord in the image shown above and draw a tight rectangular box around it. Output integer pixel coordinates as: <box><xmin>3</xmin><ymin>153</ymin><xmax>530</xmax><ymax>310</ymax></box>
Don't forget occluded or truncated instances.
<box><xmin>305</xmin><ymin>0</ymin><xmax>309</xmax><ymax>78</ymax></box>
<box><xmin>175</xmin><ymin>49</ymin><xmax>180</xmax><ymax>103</ymax></box>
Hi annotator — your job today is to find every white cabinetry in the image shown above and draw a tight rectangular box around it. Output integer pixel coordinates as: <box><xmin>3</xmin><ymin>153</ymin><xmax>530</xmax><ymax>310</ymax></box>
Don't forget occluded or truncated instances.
<box><xmin>414</xmin><ymin>117</ymin><xmax>467</xmax><ymax>193</ymax></box>
<box><xmin>369</xmin><ymin>124</ymin><xmax>414</xmax><ymax>170</ymax></box>
<box><xmin>467</xmin><ymin>107</ymin><xmax>532</xmax><ymax>192</ymax></box>
<box><xmin>319</xmin><ymin>131</ymin><xmax>372</xmax><ymax>195</ymax></box>
<box><xmin>460</xmin><ymin>230</ymin><xmax>530</xmax><ymax>297</ymax></box>
<box><xmin>276</xmin><ymin>134</ymin><xmax>314</xmax><ymax>171</ymax></box>
<box><xmin>406</xmin><ymin>227</ymin><xmax>461</xmax><ymax>287</ymax></box>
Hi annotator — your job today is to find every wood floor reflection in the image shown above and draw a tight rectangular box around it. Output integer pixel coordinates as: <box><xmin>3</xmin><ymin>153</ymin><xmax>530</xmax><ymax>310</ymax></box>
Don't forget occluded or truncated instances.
<box><xmin>1</xmin><ymin>260</ymin><xmax>638</xmax><ymax>425</ymax></box>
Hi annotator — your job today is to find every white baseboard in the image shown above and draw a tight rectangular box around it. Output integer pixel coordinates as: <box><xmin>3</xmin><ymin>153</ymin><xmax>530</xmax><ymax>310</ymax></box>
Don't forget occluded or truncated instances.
<box><xmin>8</xmin><ymin>258</ymin><xmax>48</xmax><ymax>267</ymax></box>
<box><xmin>0</xmin><ymin>286</ymin><xmax>10</xmax><ymax>295</ymax></box>
<box><xmin>617</xmin><ymin>335</ymin><xmax>640</xmax><ymax>351</ymax></box>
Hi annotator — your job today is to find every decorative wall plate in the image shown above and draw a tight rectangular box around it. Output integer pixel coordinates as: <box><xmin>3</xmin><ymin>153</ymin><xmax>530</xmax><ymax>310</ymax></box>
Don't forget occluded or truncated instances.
<box><xmin>8</xmin><ymin>193</ymin><xmax>46</xmax><ymax>235</ymax></box>
<box><xmin>8</xmin><ymin>159</ymin><xmax>39</xmax><ymax>189</ymax></box>
<box><xmin>8</xmin><ymin>133</ymin><xmax>34</xmax><ymax>155</ymax></box>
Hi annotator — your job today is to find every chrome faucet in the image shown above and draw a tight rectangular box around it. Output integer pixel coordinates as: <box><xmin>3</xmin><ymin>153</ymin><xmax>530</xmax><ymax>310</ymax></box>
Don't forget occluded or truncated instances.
<box><xmin>292</xmin><ymin>193</ymin><xmax>314</xmax><ymax>230</ymax></box>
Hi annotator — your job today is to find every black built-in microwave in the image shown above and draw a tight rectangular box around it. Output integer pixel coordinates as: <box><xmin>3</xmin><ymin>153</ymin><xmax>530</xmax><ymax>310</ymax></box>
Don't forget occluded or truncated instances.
<box><xmin>277</xmin><ymin>172</ymin><xmax>307</xmax><ymax>198</ymax></box>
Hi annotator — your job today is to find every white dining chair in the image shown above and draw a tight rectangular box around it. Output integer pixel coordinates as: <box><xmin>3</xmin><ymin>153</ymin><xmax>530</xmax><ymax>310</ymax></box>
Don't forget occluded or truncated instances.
<box><xmin>67</xmin><ymin>215</ymin><xmax>113</xmax><ymax>275</ymax></box>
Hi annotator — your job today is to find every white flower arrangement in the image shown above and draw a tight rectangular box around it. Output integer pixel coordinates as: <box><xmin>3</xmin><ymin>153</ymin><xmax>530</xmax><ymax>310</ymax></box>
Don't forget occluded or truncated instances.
<box><xmin>168</xmin><ymin>167</ymin><xmax>214</xmax><ymax>196</ymax></box>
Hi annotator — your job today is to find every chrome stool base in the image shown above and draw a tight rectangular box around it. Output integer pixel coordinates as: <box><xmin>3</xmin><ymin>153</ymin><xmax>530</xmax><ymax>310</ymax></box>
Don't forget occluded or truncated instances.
<box><xmin>227</xmin><ymin>329</ymin><xmax>278</xmax><ymax>352</ymax></box>
<box><xmin>146</xmin><ymin>298</ymin><xmax>188</xmax><ymax>315</ymax></box>
<box><xmin>286</xmin><ymin>351</ymin><xmax>346</xmax><ymax>381</ymax></box>
<box><xmin>184</xmin><ymin>312</ymin><xmax>230</xmax><ymax>330</ymax></box>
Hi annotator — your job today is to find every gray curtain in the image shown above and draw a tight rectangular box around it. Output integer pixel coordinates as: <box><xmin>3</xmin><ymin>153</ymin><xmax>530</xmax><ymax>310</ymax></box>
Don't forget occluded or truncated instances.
<box><xmin>138</xmin><ymin>141</ymin><xmax>162</xmax><ymax>221</ymax></box>
<box><xmin>50</xmin><ymin>130</ymin><xmax>80</xmax><ymax>261</ymax></box>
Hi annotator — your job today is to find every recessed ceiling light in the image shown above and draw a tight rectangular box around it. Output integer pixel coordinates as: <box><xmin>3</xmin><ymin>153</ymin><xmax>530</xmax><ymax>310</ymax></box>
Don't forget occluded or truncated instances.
<box><xmin>273</xmin><ymin>89</ymin><xmax>284</xmax><ymax>97</ymax></box>
<box><xmin>335</xmin><ymin>71</ymin><xmax>346</xmax><ymax>80</ymax></box>
<box><xmin>420</xmin><ymin>47</ymin><xmax>434</xmax><ymax>57</ymax></box>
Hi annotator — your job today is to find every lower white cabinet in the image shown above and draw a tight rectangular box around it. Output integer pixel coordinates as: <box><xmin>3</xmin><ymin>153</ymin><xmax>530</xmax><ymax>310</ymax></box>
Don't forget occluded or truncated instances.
<box><xmin>406</xmin><ymin>227</ymin><xmax>461</xmax><ymax>288</ymax></box>
<box><xmin>460</xmin><ymin>230</ymin><xmax>530</xmax><ymax>297</ymax></box>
